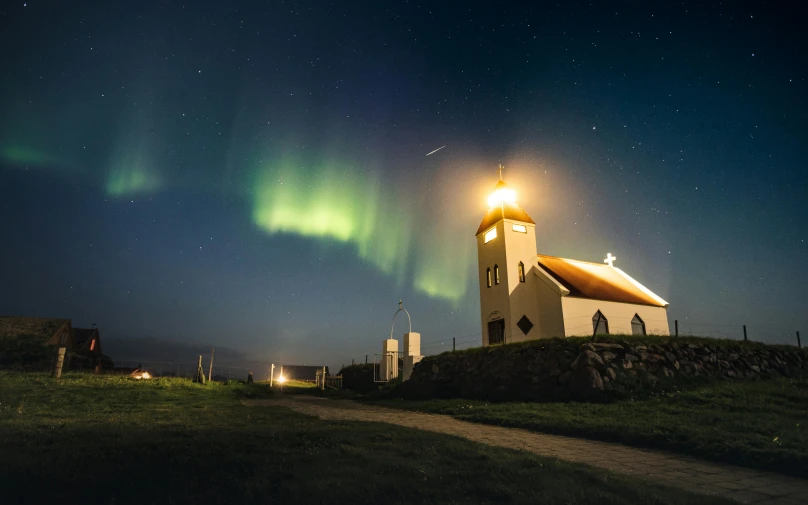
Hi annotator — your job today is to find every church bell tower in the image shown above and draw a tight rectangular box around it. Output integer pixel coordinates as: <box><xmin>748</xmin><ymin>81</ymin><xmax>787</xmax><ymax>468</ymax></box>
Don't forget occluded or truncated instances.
<box><xmin>475</xmin><ymin>166</ymin><xmax>542</xmax><ymax>346</ymax></box>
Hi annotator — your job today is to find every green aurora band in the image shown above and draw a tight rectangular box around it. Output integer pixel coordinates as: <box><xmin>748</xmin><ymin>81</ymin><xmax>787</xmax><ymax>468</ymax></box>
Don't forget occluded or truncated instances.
<box><xmin>252</xmin><ymin>164</ymin><xmax>412</xmax><ymax>287</ymax></box>
<box><xmin>1</xmin><ymin>136</ymin><xmax>473</xmax><ymax>303</ymax></box>
<box><xmin>107</xmin><ymin>165</ymin><xmax>161</xmax><ymax>196</ymax></box>
<box><xmin>251</xmin><ymin>162</ymin><xmax>473</xmax><ymax>303</ymax></box>
<box><xmin>0</xmin><ymin>145</ymin><xmax>61</xmax><ymax>168</ymax></box>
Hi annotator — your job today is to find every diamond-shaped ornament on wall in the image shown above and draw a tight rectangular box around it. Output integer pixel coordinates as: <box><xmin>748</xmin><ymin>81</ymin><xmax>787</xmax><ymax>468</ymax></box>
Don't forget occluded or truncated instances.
<box><xmin>517</xmin><ymin>315</ymin><xmax>533</xmax><ymax>335</ymax></box>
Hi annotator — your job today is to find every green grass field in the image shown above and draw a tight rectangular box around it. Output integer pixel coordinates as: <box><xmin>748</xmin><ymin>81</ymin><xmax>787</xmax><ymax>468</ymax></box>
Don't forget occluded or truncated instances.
<box><xmin>374</xmin><ymin>378</ymin><xmax>808</xmax><ymax>478</ymax></box>
<box><xmin>0</xmin><ymin>372</ymin><xmax>735</xmax><ymax>505</ymax></box>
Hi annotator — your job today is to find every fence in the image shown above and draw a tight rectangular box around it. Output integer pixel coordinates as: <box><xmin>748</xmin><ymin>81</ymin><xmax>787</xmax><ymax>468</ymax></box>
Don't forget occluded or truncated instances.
<box><xmin>314</xmin><ymin>368</ymin><xmax>343</xmax><ymax>389</ymax></box>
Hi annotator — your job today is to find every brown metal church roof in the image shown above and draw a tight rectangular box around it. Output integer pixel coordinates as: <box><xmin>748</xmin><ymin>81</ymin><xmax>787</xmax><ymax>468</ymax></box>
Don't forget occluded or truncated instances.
<box><xmin>536</xmin><ymin>255</ymin><xmax>666</xmax><ymax>307</ymax></box>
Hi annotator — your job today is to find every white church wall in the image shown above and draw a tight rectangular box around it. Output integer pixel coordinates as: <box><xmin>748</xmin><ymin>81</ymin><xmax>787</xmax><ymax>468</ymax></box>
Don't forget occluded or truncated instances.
<box><xmin>560</xmin><ymin>297</ymin><xmax>670</xmax><ymax>336</ymax></box>
<box><xmin>477</xmin><ymin>220</ymin><xmax>512</xmax><ymax>345</ymax></box>
<box><xmin>534</xmin><ymin>270</ymin><xmax>566</xmax><ymax>338</ymax></box>
<box><xmin>503</xmin><ymin>219</ymin><xmax>545</xmax><ymax>343</ymax></box>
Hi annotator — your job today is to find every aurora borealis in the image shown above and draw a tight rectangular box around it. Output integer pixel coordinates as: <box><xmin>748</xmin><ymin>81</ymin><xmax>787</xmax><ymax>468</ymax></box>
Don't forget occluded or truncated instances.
<box><xmin>2</xmin><ymin>2</ymin><xmax>806</xmax><ymax>366</ymax></box>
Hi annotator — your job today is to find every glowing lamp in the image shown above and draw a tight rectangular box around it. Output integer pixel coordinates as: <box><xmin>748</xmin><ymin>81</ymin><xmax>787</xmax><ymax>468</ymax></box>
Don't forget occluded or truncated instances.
<box><xmin>487</xmin><ymin>187</ymin><xmax>516</xmax><ymax>208</ymax></box>
<box><xmin>277</xmin><ymin>375</ymin><xmax>286</xmax><ymax>384</ymax></box>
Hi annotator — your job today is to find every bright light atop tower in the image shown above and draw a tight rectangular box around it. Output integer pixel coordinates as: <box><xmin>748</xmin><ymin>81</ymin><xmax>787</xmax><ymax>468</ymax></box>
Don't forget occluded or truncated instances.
<box><xmin>487</xmin><ymin>187</ymin><xmax>516</xmax><ymax>208</ymax></box>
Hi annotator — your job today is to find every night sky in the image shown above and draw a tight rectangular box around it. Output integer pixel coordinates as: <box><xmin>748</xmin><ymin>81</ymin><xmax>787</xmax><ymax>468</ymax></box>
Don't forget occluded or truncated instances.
<box><xmin>2</xmin><ymin>1</ymin><xmax>806</xmax><ymax>368</ymax></box>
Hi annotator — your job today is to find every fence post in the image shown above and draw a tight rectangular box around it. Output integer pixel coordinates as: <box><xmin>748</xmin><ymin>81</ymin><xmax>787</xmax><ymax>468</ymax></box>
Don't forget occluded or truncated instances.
<box><xmin>208</xmin><ymin>348</ymin><xmax>214</xmax><ymax>382</ymax></box>
<box><xmin>52</xmin><ymin>347</ymin><xmax>66</xmax><ymax>378</ymax></box>
<box><xmin>322</xmin><ymin>366</ymin><xmax>326</xmax><ymax>390</ymax></box>
<box><xmin>798</xmin><ymin>331</ymin><xmax>802</xmax><ymax>348</ymax></box>
<box><xmin>675</xmin><ymin>319</ymin><xmax>678</xmax><ymax>338</ymax></box>
<box><xmin>196</xmin><ymin>355</ymin><xmax>207</xmax><ymax>384</ymax></box>
<box><xmin>453</xmin><ymin>337</ymin><xmax>456</xmax><ymax>351</ymax></box>
<box><xmin>269</xmin><ymin>364</ymin><xmax>275</xmax><ymax>386</ymax></box>
<box><xmin>743</xmin><ymin>325</ymin><xmax>748</xmax><ymax>342</ymax></box>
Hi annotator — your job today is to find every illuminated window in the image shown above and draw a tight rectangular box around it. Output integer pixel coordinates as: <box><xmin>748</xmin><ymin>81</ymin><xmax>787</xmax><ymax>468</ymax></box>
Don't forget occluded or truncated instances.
<box><xmin>512</xmin><ymin>223</ymin><xmax>527</xmax><ymax>233</ymax></box>
<box><xmin>494</xmin><ymin>264</ymin><xmax>500</xmax><ymax>285</ymax></box>
<box><xmin>486</xmin><ymin>268</ymin><xmax>492</xmax><ymax>288</ymax></box>
<box><xmin>518</xmin><ymin>261</ymin><xmax>525</xmax><ymax>282</ymax></box>
<box><xmin>592</xmin><ymin>310</ymin><xmax>609</xmax><ymax>335</ymax></box>
<box><xmin>484</xmin><ymin>227</ymin><xmax>497</xmax><ymax>243</ymax></box>
<box><xmin>631</xmin><ymin>314</ymin><xmax>646</xmax><ymax>336</ymax></box>
<box><xmin>90</xmin><ymin>339</ymin><xmax>96</xmax><ymax>351</ymax></box>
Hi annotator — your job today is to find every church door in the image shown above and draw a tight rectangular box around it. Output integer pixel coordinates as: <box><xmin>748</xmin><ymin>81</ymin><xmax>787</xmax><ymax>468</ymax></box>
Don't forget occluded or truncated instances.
<box><xmin>488</xmin><ymin>319</ymin><xmax>505</xmax><ymax>345</ymax></box>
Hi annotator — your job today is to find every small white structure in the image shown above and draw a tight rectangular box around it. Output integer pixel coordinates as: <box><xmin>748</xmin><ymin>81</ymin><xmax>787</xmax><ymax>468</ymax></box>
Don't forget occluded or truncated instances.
<box><xmin>379</xmin><ymin>338</ymin><xmax>399</xmax><ymax>381</ymax></box>
<box><xmin>402</xmin><ymin>332</ymin><xmax>423</xmax><ymax>380</ymax></box>
<box><xmin>377</xmin><ymin>301</ymin><xmax>424</xmax><ymax>382</ymax></box>
<box><xmin>476</xmin><ymin>167</ymin><xmax>670</xmax><ymax>344</ymax></box>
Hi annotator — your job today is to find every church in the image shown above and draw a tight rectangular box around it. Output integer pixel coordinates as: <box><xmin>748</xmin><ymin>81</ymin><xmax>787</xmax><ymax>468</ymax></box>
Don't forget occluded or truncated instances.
<box><xmin>476</xmin><ymin>169</ymin><xmax>670</xmax><ymax>345</ymax></box>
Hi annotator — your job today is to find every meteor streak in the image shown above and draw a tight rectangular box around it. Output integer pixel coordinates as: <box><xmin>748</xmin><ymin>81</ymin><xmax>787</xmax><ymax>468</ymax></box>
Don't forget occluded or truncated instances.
<box><xmin>425</xmin><ymin>145</ymin><xmax>446</xmax><ymax>156</ymax></box>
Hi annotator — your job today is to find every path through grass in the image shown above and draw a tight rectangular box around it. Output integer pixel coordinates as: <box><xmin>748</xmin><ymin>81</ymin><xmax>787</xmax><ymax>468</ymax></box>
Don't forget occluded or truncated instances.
<box><xmin>374</xmin><ymin>378</ymin><xmax>808</xmax><ymax>478</ymax></box>
<box><xmin>0</xmin><ymin>372</ymin><xmax>735</xmax><ymax>504</ymax></box>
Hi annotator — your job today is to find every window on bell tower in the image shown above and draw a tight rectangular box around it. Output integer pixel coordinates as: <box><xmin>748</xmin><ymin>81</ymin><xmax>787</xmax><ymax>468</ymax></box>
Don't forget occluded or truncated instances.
<box><xmin>494</xmin><ymin>264</ymin><xmax>500</xmax><ymax>285</ymax></box>
<box><xmin>484</xmin><ymin>227</ymin><xmax>497</xmax><ymax>243</ymax></box>
<box><xmin>518</xmin><ymin>261</ymin><xmax>525</xmax><ymax>282</ymax></box>
<box><xmin>486</xmin><ymin>268</ymin><xmax>492</xmax><ymax>288</ymax></box>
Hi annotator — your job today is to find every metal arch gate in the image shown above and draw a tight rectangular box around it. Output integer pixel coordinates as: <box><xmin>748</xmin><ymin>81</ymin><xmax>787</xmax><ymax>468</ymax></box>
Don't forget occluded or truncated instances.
<box><xmin>374</xmin><ymin>300</ymin><xmax>411</xmax><ymax>383</ymax></box>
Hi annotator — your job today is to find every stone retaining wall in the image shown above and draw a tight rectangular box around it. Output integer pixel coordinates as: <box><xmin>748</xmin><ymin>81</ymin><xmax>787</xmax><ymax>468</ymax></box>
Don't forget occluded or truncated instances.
<box><xmin>396</xmin><ymin>338</ymin><xmax>808</xmax><ymax>402</ymax></box>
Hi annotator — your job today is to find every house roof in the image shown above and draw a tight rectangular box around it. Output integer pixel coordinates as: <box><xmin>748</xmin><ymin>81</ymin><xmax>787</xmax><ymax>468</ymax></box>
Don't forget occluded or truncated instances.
<box><xmin>536</xmin><ymin>255</ymin><xmax>668</xmax><ymax>307</ymax></box>
<box><xmin>72</xmin><ymin>328</ymin><xmax>99</xmax><ymax>350</ymax></box>
<box><xmin>0</xmin><ymin>316</ymin><xmax>70</xmax><ymax>343</ymax></box>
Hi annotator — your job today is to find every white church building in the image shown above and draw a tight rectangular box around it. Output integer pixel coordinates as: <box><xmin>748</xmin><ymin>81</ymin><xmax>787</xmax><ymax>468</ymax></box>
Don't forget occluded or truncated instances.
<box><xmin>477</xmin><ymin>171</ymin><xmax>670</xmax><ymax>345</ymax></box>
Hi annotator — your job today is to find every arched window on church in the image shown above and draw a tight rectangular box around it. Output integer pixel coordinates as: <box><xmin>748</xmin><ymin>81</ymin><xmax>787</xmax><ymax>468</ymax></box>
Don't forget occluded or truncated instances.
<box><xmin>592</xmin><ymin>310</ymin><xmax>609</xmax><ymax>335</ymax></box>
<box><xmin>631</xmin><ymin>314</ymin><xmax>646</xmax><ymax>336</ymax></box>
<box><xmin>518</xmin><ymin>261</ymin><xmax>525</xmax><ymax>282</ymax></box>
<box><xmin>494</xmin><ymin>264</ymin><xmax>500</xmax><ymax>285</ymax></box>
<box><xmin>486</xmin><ymin>268</ymin><xmax>492</xmax><ymax>288</ymax></box>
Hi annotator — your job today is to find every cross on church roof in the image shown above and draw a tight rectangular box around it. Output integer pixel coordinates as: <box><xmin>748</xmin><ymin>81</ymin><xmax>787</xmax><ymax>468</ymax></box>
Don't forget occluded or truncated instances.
<box><xmin>604</xmin><ymin>253</ymin><xmax>617</xmax><ymax>268</ymax></box>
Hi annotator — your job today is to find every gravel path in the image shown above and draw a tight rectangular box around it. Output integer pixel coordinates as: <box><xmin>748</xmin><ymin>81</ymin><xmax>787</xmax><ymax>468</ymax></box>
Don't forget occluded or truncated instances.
<box><xmin>243</xmin><ymin>396</ymin><xmax>808</xmax><ymax>504</ymax></box>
